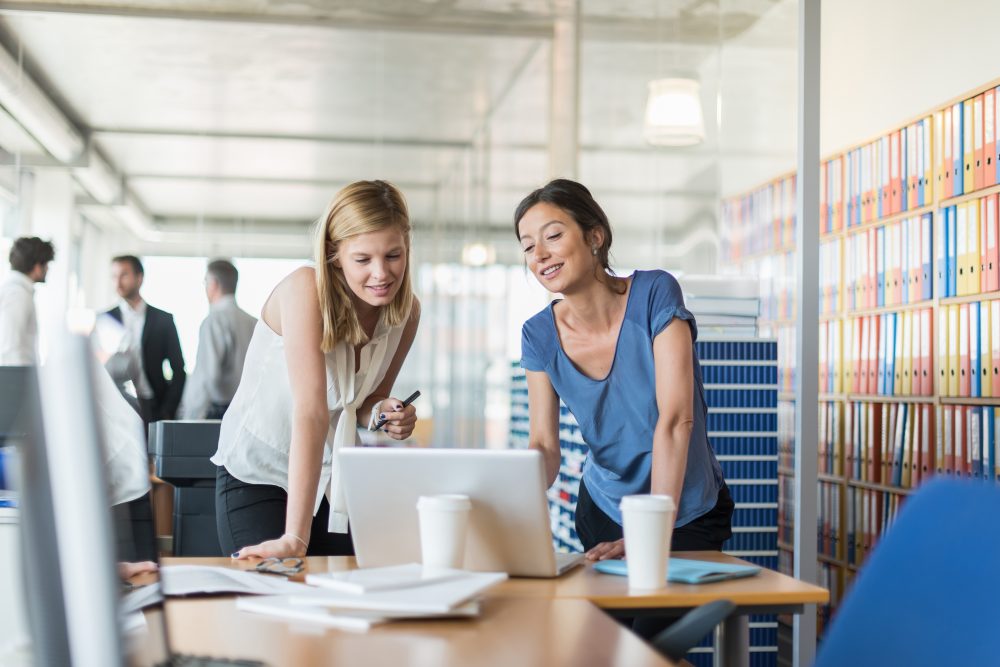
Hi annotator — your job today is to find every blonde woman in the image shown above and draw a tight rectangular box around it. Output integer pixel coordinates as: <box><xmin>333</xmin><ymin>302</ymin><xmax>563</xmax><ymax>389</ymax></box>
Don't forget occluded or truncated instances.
<box><xmin>213</xmin><ymin>180</ymin><xmax>420</xmax><ymax>559</ymax></box>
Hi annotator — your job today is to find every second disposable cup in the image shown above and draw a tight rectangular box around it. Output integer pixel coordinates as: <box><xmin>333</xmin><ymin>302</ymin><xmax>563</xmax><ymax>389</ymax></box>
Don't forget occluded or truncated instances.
<box><xmin>416</xmin><ymin>494</ymin><xmax>471</xmax><ymax>570</ymax></box>
<box><xmin>620</xmin><ymin>494</ymin><xmax>676</xmax><ymax>590</ymax></box>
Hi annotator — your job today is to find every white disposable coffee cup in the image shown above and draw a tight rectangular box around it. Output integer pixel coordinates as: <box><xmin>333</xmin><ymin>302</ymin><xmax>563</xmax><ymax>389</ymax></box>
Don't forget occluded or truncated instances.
<box><xmin>416</xmin><ymin>494</ymin><xmax>472</xmax><ymax>570</ymax></box>
<box><xmin>620</xmin><ymin>494</ymin><xmax>676</xmax><ymax>590</ymax></box>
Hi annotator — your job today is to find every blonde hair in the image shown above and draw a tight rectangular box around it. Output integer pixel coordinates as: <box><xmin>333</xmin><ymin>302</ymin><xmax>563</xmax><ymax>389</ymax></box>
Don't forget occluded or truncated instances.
<box><xmin>314</xmin><ymin>180</ymin><xmax>414</xmax><ymax>352</ymax></box>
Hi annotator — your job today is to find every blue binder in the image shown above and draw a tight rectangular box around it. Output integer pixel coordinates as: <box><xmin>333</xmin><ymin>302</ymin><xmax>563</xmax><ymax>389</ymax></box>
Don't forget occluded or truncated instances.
<box><xmin>593</xmin><ymin>558</ymin><xmax>761</xmax><ymax>585</ymax></box>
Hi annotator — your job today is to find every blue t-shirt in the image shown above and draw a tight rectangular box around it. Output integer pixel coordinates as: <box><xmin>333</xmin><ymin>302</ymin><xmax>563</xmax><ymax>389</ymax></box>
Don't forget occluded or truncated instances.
<box><xmin>520</xmin><ymin>270</ymin><xmax>724</xmax><ymax>527</ymax></box>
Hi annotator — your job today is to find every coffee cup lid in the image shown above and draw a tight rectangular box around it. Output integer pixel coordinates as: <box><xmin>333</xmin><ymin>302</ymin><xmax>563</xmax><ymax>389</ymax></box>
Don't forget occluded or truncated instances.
<box><xmin>416</xmin><ymin>494</ymin><xmax>471</xmax><ymax>511</ymax></box>
<box><xmin>620</xmin><ymin>494</ymin><xmax>675</xmax><ymax>512</ymax></box>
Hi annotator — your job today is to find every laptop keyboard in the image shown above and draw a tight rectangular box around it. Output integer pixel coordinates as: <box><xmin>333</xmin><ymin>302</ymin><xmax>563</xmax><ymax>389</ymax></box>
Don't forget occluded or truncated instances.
<box><xmin>555</xmin><ymin>551</ymin><xmax>585</xmax><ymax>573</ymax></box>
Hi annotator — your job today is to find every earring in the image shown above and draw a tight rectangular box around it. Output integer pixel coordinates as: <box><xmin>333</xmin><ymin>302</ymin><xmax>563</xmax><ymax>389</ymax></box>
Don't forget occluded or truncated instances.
<box><xmin>591</xmin><ymin>246</ymin><xmax>598</xmax><ymax>256</ymax></box>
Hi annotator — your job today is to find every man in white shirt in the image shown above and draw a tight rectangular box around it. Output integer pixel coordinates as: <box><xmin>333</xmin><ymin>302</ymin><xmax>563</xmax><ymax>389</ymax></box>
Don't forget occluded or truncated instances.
<box><xmin>179</xmin><ymin>259</ymin><xmax>257</xmax><ymax>419</ymax></box>
<box><xmin>0</xmin><ymin>237</ymin><xmax>54</xmax><ymax>365</ymax></box>
<box><xmin>104</xmin><ymin>255</ymin><xmax>186</xmax><ymax>424</ymax></box>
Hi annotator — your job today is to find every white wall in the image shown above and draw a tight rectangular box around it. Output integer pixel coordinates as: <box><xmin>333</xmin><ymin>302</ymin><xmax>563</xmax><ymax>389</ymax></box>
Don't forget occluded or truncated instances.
<box><xmin>822</xmin><ymin>0</ymin><xmax>1000</xmax><ymax>155</ymax></box>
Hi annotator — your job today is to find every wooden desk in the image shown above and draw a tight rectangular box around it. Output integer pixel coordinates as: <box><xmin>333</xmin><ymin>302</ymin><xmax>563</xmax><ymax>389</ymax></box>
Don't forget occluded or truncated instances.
<box><xmin>162</xmin><ymin>554</ymin><xmax>827</xmax><ymax>667</ymax></box>
<box><xmin>162</xmin><ymin>593</ymin><xmax>677</xmax><ymax>666</ymax></box>
<box><xmin>495</xmin><ymin>551</ymin><xmax>828</xmax><ymax>667</ymax></box>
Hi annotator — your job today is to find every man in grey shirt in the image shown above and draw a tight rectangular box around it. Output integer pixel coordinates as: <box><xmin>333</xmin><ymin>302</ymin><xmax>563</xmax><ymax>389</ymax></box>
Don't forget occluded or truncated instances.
<box><xmin>179</xmin><ymin>259</ymin><xmax>257</xmax><ymax>419</ymax></box>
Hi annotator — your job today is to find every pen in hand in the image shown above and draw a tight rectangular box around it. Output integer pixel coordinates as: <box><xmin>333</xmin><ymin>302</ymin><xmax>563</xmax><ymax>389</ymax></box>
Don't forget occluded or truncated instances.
<box><xmin>372</xmin><ymin>390</ymin><xmax>421</xmax><ymax>431</ymax></box>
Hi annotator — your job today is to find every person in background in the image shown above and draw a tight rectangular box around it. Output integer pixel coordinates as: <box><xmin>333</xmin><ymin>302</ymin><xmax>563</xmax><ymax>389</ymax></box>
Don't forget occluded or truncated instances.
<box><xmin>104</xmin><ymin>255</ymin><xmax>186</xmax><ymax>424</ymax></box>
<box><xmin>214</xmin><ymin>180</ymin><xmax>420</xmax><ymax>560</ymax></box>
<box><xmin>514</xmin><ymin>179</ymin><xmax>733</xmax><ymax>560</ymax></box>
<box><xmin>0</xmin><ymin>237</ymin><xmax>54</xmax><ymax>365</ymax></box>
<box><xmin>179</xmin><ymin>259</ymin><xmax>257</xmax><ymax>420</ymax></box>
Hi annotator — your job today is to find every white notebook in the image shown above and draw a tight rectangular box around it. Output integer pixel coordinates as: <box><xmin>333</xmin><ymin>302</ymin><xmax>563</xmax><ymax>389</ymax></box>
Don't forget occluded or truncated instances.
<box><xmin>236</xmin><ymin>595</ymin><xmax>480</xmax><ymax>632</ymax></box>
<box><xmin>305</xmin><ymin>563</ymin><xmax>464</xmax><ymax>594</ymax></box>
<box><xmin>290</xmin><ymin>569</ymin><xmax>507</xmax><ymax>614</ymax></box>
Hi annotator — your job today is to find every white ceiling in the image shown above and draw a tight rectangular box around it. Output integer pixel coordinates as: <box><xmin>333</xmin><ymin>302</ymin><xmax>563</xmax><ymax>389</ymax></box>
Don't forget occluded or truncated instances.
<box><xmin>0</xmin><ymin>0</ymin><xmax>797</xmax><ymax>267</ymax></box>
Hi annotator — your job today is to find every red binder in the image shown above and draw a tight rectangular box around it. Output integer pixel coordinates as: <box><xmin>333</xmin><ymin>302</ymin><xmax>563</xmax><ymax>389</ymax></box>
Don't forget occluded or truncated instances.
<box><xmin>943</xmin><ymin>405</ymin><xmax>955</xmax><ymax>475</ymax></box>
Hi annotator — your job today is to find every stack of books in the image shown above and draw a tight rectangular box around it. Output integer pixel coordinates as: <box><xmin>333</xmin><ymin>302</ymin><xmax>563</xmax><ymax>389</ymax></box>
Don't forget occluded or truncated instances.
<box><xmin>236</xmin><ymin>564</ymin><xmax>507</xmax><ymax>631</ymax></box>
<box><xmin>677</xmin><ymin>274</ymin><xmax>760</xmax><ymax>338</ymax></box>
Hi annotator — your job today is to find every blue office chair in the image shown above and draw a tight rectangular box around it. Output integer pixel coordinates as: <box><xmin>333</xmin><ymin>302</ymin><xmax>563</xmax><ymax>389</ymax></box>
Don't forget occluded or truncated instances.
<box><xmin>814</xmin><ymin>478</ymin><xmax>1000</xmax><ymax>667</ymax></box>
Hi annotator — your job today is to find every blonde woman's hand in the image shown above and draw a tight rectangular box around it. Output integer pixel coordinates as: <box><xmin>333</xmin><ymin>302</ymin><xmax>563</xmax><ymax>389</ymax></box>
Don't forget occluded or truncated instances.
<box><xmin>375</xmin><ymin>397</ymin><xmax>417</xmax><ymax>440</ymax></box>
<box><xmin>231</xmin><ymin>533</ymin><xmax>306</xmax><ymax>560</ymax></box>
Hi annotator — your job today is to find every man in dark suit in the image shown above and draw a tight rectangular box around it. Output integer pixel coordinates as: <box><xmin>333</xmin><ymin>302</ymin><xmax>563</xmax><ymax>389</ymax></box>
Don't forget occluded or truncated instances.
<box><xmin>104</xmin><ymin>255</ymin><xmax>186</xmax><ymax>424</ymax></box>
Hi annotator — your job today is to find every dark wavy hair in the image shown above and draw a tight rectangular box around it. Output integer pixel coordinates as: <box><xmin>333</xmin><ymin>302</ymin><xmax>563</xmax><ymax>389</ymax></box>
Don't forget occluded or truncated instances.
<box><xmin>9</xmin><ymin>237</ymin><xmax>54</xmax><ymax>274</ymax></box>
<box><xmin>513</xmin><ymin>178</ymin><xmax>615</xmax><ymax>275</ymax></box>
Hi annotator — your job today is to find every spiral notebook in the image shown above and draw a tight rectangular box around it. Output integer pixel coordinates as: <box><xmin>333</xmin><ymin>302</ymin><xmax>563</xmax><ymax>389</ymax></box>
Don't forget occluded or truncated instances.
<box><xmin>593</xmin><ymin>558</ymin><xmax>761</xmax><ymax>585</ymax></box>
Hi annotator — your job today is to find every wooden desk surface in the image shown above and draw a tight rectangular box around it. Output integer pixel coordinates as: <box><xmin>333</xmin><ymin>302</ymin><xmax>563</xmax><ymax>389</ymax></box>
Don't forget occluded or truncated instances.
<box><xmin>165</xmin><ymin>551</ymin><xmax>828</xmax><ymax>611</ymax></box>
<box><xmin>163</xmin><ymin>594</ymin><xmax>678</xmax><ymax>667</ymax></box>
<box><xmin>492</xmin><ymin>551</ymin><xmax>830</xmax><ymax>610</ymax></box>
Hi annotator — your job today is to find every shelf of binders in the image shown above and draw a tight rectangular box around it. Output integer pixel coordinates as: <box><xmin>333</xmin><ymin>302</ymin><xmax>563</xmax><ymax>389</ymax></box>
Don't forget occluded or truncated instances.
<box><xmin>847</xmin><ymin>479</ymin><xmax>914</xmax><ymax>495</ymax></box>
<box><xmin>818</xmin><ymin>204</ymin><xmax>935</xmax><ymax>242</ymax></box>
<box><xmin>819</xmin><ymin>299</ymin><xmax>935</xmax><ymax>320</ymax></box>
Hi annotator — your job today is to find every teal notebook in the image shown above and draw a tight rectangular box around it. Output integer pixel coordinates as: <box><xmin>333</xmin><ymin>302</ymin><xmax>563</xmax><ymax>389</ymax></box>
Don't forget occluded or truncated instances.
<box><xmin>593</xmin><ymin>558</ymin><xmax>761</xmax><ymax>585</ymax></box>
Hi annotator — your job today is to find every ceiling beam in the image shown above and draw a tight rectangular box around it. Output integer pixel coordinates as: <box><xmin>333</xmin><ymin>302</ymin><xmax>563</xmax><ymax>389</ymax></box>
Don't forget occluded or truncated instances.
<box><xmin>91</xmin><ymin>127</ymin><xmax>472</xmax><ymax>150</ymax></box>
<box><xmin>0</xmin><ymin>1</ymin><xmax>771</xmax><ymax>43</ymax></box>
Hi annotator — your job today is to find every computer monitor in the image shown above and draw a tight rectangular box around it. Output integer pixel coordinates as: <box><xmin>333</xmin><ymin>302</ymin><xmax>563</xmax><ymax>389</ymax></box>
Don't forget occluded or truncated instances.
<box><xmin>339</xmin><ymin>448</ymin><xmax>583</xmax><ymax>577</ymax></box>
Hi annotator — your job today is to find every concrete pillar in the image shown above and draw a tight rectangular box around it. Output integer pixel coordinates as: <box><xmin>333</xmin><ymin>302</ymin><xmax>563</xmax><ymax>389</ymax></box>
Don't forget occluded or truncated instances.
<box><xmin>549</xmin><ymin>0</ymin><xmax>580</xmax><ymax>180</ymax></box>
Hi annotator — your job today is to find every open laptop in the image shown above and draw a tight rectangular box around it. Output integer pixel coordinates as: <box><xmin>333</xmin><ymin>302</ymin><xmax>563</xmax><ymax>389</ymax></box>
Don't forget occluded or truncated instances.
<box><xmin>339</xmin><ymin>448</ymin><xmax>584</xmax><ymax>577</ymax></box>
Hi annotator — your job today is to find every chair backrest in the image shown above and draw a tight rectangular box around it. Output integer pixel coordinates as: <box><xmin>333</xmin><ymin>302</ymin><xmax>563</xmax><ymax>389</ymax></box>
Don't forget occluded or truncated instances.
<box><xmin>815</xmin><ymin>478</ymin><xmax>1000</xmax><ymax>667</ymax></box>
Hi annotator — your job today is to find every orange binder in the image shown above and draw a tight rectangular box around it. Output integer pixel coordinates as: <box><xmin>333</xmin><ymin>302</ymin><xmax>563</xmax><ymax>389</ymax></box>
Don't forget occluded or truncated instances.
<box><xmin>987</xmin><ymin>194</ymin><xmax>999</xmax><ymax>293</ymax></box>
<box><xmin>986</xmin><ymin>88</ymin><xmax>997</xmax><ymax>187</ymax></box>
<box><xmin>960</xmin><ymin>303</ymin><xmax>971</xmax><ymax>397</ymax></box>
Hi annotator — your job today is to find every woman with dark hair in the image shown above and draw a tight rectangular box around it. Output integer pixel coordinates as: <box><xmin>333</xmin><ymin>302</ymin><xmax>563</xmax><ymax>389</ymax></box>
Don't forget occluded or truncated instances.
<box><xmin>515</xmin><ymin>178</ymin><xmax>732</xmax><ymax>562</ymax></box>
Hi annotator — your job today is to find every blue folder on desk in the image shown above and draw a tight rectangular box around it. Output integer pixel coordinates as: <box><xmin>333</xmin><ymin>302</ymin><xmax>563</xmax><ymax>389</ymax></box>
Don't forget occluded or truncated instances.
<box><xmin>593</xmin><ymin>558</ymin><xmax>761</xmax><ymax>585</ymax></box>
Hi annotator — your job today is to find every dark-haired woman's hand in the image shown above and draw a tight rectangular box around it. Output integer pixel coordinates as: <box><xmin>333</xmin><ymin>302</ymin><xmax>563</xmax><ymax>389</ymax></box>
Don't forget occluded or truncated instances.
<box><xmin>585</xmin><ymin>538</ymin><xmax>625</xmax><ymax>561</ymax></box>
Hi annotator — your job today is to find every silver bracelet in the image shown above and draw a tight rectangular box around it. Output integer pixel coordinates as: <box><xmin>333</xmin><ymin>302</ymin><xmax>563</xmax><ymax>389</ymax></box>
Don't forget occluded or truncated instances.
<box><xmin>283</xmin><ymin>532</ymin><xmax>309</xmax><ymax>551</ymax></box>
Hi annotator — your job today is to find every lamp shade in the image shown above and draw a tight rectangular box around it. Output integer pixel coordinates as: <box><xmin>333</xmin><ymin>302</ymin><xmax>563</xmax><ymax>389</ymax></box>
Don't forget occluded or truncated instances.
<box><xmin>643</xmin><ymin>77</ymin><xmax>705</xmax><ymax>147</ymax></box>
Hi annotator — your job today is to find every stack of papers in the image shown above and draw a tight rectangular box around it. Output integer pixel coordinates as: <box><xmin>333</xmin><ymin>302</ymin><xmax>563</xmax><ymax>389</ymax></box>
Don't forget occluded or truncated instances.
<box><xmin>678</xmin><ymin>274</ymin><xmax>760</xmax><ymax>338</ymax></box>
<box><xmin>236</xmin><ymin>564</ymin><xmax>507</xmax><ymax>631</ymax></box>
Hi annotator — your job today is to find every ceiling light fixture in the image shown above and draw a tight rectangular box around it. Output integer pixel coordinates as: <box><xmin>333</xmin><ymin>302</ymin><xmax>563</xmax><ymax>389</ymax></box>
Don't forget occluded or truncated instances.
<box><xmin>0</xmin><ymin>45</ymin><xmax>83</xmax><ymax>163</ymax></box>
<box><xmin>461</xmin><ymin>242</ymin><xmax>495</xmax><ymax>267</ymax></box>
<box><xmin>643</xmin><ymin>77</ymin><xmax>705</xmax><ymax>147</ymax></box>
